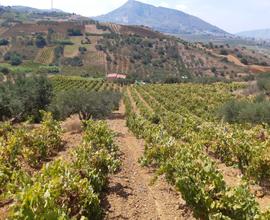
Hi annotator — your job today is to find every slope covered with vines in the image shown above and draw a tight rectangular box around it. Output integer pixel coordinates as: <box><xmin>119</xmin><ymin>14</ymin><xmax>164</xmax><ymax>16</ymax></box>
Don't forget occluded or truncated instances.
<box><xmin>0</xmin><ymin>117</ymin><xmax>119</xmax><ymax>219</ymax></box>
<box><xmin>124</xmin><ymin>83</ymin><xmax>270</xmax><ymax>219</ymax></box>
<box><xmin>51</xmin><ymin>76</ymin><xmax>117</xmax><ymax>93</ymax></box>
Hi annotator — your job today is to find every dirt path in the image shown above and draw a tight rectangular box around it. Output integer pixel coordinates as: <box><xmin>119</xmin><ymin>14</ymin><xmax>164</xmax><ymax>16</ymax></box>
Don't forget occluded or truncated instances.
<box><xmin>103</xmin><ymin>102</ymin><xmax>194</xmax><ymax>220</ymax></box>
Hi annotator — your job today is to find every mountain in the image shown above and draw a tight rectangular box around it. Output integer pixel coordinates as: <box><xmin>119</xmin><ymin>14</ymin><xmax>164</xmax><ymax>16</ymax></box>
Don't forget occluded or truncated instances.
<box><xmin>237</xmin><ymin>29</ymin><xmax>270</xmax><ymax>40</ymax></box>
<box><xmin>0</xmin><ymin>5</ymin><xmax>64</xmax><ymax>14</ymax></box>
<box><xmin>94</xmin><ymin>0</ymin><xmax>230</xmax><ymax>38</ymax></box>
<box><xmin>0</xmin><ymin>5</ymin><xmax>269</xmax><ymax>82</ymax></box>
<box><xmin>0</xmin><ymin>5</ymin><xmax>74</xmax><ymax>22</ymax></box>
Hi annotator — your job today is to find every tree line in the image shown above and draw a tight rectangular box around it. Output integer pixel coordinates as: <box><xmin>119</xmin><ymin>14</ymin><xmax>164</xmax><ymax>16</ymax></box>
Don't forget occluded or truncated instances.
<box><xmin>0</xmin><ymin>74</ymin><xmax>121</xmax><ymax>123</ymax></box>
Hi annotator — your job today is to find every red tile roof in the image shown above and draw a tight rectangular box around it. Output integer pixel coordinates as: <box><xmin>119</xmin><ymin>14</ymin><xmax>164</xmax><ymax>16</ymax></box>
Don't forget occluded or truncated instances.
<box><xmin>107</xmin><ymin>73</ymin><xmax>127</xmax><ymax>79</ymax></box>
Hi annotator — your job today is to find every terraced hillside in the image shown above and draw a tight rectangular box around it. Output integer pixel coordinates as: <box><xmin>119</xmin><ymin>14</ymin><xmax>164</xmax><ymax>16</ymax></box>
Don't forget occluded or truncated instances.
<box><xmin>0</xmin><ymin>14</ymin><xmax>269</xmax><ymax>81</ymax></box>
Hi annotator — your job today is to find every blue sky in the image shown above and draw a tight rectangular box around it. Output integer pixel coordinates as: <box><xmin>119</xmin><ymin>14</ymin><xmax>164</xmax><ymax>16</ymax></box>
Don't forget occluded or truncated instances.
<box><xmin>1</xmin><ymin>0</ymin><xmax>270</xmax><ymax>33</ymax></box>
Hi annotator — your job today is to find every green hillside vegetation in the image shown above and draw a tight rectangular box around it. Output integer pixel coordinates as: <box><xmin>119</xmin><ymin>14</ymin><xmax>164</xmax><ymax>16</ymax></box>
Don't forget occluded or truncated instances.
<box><xmin>0</xmin><ymin>12</ymin><xmax>263</xmax><ymax>82</ymax></box>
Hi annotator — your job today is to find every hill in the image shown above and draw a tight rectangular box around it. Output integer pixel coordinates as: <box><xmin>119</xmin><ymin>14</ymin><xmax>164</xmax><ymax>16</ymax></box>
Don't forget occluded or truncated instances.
<box><xmin>3</xmin><ymin>6</ymin><xmax>63</xmax><ymax>13</ymax></box>
<box><xmin>0</xmin><ymin>5</ymin><xmax>72</xmax><ymax>22</ymax></box>
<box><xmin>94</xmin><ymin>0</ymin><xmax>230</xmax><ymax>39</ymax></box>
<box><xmin>0</xmin><ymin>7</ymin><xmax>269</xmax><ymax>82</ymax></box>
<box><xmin>237</xmin><ymin>29</ymin><xmax>270</xmax><ymax>40</ymax></box>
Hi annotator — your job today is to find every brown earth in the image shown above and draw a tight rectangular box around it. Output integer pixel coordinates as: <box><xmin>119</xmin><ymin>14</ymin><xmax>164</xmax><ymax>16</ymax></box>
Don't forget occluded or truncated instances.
<box><xmin>249</xmin><ymin>65</ymin><xmax>270</xmax><ymax>73</ymax></box>
<box><xmin>215</xmin><ymin>157</ymin><xmax>270</xmax><ymax>212</ymax></box>
<box><xmin>227</xmin><ymin>54</ymin><xmax>270</xmax><ymax>73</ymax></box>
<box><xmin>212</xmin><ymin>52</ymin><xmax>270</xmax><ymax>73</ymax></box>
<box><xmin>103</xmin><ymin>101</ymin><xmax>194</xmax><ymax>220</ymax></box>
<box><xmin>1</xmin><ymin>22</ymin><xmax>84</xmax><ymax>38</ymax></box>
<box><xmin>85</xmin><ymin>24</ymin><xmax>110</xmax><ymax>35</ymax></box>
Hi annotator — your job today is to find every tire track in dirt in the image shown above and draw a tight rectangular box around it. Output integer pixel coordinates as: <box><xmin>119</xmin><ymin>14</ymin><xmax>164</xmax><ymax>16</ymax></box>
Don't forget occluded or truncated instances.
<box><xmin>103</xmin><ymin>102</ymin><xmax>194</xmax><ymax>220</ymax></box>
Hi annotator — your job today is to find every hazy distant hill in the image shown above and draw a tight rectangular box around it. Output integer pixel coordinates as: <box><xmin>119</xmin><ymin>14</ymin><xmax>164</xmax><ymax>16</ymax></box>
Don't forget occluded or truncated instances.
<box><xmin>0</xmin><ymin>5</ymin><xmax>64</xmax><ymax>14</ymax></box>
<box><xmin>237</xmin><ymin>29</ymin><xmax>270</xmax><ymax>40</ymax></box>
<box><xmin>94</xmin><ymin>0</ymin><xmax>230</xmax><ymax>38</ymax></box>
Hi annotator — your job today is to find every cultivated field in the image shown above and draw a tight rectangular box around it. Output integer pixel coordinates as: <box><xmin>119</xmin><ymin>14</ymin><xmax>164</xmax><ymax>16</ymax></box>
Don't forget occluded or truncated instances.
<box><xmin>51</xmin><ymin>76</ymin><xmax>117</xmax><ymax>92</ymax></box>
<box><xmin>35</xmin><ymin>46</ymin><xmax>55</xmax><ymax>64</ymax></box>
<box><xmin>1</xmin><ymin>7</ymin><xmax>270</xmax><ymax>219</ymax></box>
<box><xmin>121</xmin><ymin>82</ymin><xmax>270</xmax><ymax>218</ymax></box>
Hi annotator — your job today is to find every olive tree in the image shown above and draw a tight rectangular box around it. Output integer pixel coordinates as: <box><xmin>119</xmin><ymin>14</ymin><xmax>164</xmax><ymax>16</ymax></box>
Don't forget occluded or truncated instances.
<box><xmin>50</xmin><ymin>89</ymin><xmax>121</xmax><ymax>121</ymax></box>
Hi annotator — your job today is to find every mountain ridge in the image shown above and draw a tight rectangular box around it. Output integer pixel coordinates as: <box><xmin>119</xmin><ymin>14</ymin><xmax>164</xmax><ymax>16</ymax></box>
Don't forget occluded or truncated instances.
<box><xmin>237</xmin><ymin>29</ymin><xmax>270</xmax><ymax>40</ymax></box>
<box><xmin>94</xmin><ymin>0</ymin><xmax>230</xmax><ymax>38</ymax></box>
<box><xmin>0</xmin><ymin>5</ymin><xmax>65</xmax><ymax>14</ymax></box>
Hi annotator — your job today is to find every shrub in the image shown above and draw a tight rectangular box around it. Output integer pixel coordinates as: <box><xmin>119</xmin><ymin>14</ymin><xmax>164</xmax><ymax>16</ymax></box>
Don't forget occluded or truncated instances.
<box><xmin>257</xmin><ymin>74</ymin><xmax>270</xmax><ymax>92</ymax></box>
<box><xmin>211</xmin><ymin>67</ymin><xmax>217</xmax><ymax>73</ymax></box>
<box><xmin>0</xmin><ymin>38</ymin><xmax>9</xmax><ymax>46</ymax></box>
<box><xmin>0</xmin><ymin>73</ymin><xmax>4</xmax><ymax>82</ymax></box>
<box><xmin>0</xmin><ymin>66</ymin><xmax>10</xmax><ymax>75</ymax></box>
<box><xmin>4</xmin><ymin>52</ymin><xmax>21</xmax><ymax>62</ymax></box>
<box><xmin>53</xmin><ymin>46</ymin><xmax>64</xmax><ymax>65</ymax></box>
<box><xmin>38</xmin><ymin>66</ymin><xmax>60</xmax><ymax>74</ymax></box>
<box><xmin>10</xmin><ymin>53</ymin><xmax>22</xmax><ymax>66</ymax></box>
<box><xmin>218</xmin><ymin>100</ymin><xmax>245</xmax><ymax>123</ymax></box>
<box><xmin>81</xmin><ymin>37</ymin><xmax>91</xmax><ymax>44</ymax></box>
<box><xmin>67</xmin><ymin>28</ymin><xmax>82</xmax><ymax>36</ymax></box>
<box><xmin>220</xmin><ymin>49</ymin><xmax>228</xmax><ymax>55</ymax></box>
<box><xmin>106</xmin><ymin>55</ymin><xmax>112</xmax><ymax>62</ymax></box>
<box><xmin>218</xmin><ymin>99</ymin><xmax>270</xmax><ymax>124</ymax></box>
<box><xmin>260</xmin><ymin>61</ymin><xmax>268</xmax><ymax>66</ymax></box>
<box><xmin>221</xmin><ymin>57</ymin><xmax>229</xmax><ymax>62</ymax></box>
<box><xmin>79</xmin><ymin>46</ymin><xmax>87</xmax><ymax>54</ymax></box>
<box><xmin>35</xmin><ymin>34</ymin><xmax>47</xmax><ymax>48</ymax></box>
<box><xmin>49</xmin><ymin>89</ymin><xmax>121</xmax><ymax>121</ymax></box>
<box><xmin>164</xmin><ymin>76</ymin><xmax>181</xmax><ymax>84</ymax></box>
<box><xmin>240</xmin><ymin>58</ymin><xmax>248</xmax><ymax>65</ymax></box>
<box><xmin>96</xmin><ymin>23</ymin><xmax>110</xmax><ymax>31</ymax></box>
<box><xmin>95</xmin><ymin>44</ymin><xmax>106</xmax><ymax>51</ymax></box>
<box><xmin>63</xmin><ymin>56</ymin><xmax>83</xmax><ymax>66</ymax></box>
<box><xmin>54</xmin><ymin>40</ymin><xmax>74</xmax><ymax>45</ymax></box>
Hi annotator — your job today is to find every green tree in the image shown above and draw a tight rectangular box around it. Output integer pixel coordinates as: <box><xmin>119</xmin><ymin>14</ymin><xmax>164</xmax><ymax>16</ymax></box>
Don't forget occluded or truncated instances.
<box><xmin>240</xmin><ymin>58</ymin><xmax>248</xmax><ymax>65</ymax></box>
<box><xmin>79</xmin><ymin>46</ymin><xmax>87</xmax><ymax>54</ymax></box>
<box><xmin>0</xmin><ymin>39</ymin><xmax>9</xmax><ymax>46</ymax></box>
<box><xmin>35</xmin><ymin>34</ymin><xmax>47</xmax><ymax>48</ymax></box>
<box><xmin>0</xmin><ymin>74</ymin><xmax>53</xmax><ymax>122</ymax></box>
<box><xmin>50</xmin><ymin>89</ymin><xmax>121</xmax><ymax>121</ymax></box>
<box><xmin>67</xmin><ymin>29</ymin><xmax>82</xmax><ymax>36</ymax></box>
<box><xmin>220</xmin><ymin>49</ymin><xmax>228</xmax><ymax>55</ymax></box>
<box><xmin>211</xmin><ymin>67</ymin><xmax>217</xmax><ymax>73</ymax></box>
<box><xmin>10</xmin><ymin>53</ymin><xmax>22</xmax><ymax>66</ymax></box>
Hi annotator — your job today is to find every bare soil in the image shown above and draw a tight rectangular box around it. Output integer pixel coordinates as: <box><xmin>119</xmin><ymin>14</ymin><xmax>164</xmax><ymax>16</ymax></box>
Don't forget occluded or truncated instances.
<box><xmin>215</xmin><ymin>158</ymin><xmax>270</xmax><ymax>212</ymax></box>
<box><xmin>103</xmin><ymin>102</ymin><xmax>194</xmax><ymax>220</ymax></box>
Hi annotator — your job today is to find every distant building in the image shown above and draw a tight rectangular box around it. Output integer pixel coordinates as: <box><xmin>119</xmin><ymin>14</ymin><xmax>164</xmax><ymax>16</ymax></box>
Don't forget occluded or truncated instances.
<box><xmin>107</xmin><ymin>73</ymin><xmax>127</xmax><ymax>80</ymax></box>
